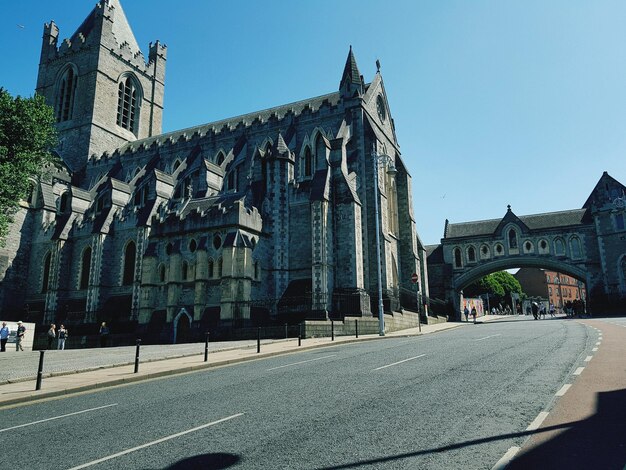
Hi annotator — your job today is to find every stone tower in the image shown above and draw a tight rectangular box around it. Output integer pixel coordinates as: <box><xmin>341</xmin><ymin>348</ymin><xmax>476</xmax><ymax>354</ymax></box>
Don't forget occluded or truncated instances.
<box><xmin>36</xmin><ymin>0</ymin><xmax>166</xmax><ymax>172</ymax></box>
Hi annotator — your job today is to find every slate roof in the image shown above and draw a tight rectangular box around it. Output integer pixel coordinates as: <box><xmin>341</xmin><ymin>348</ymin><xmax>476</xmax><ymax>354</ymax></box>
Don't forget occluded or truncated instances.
<box><xmin>445</xmin><ymin>208</ymin><xmax>589</xmax><ymax>239</ymax></box>
<box><xmin>116</xmin><ymin>91</ymin><xmax>343</xmax><ymax>154</ymax></box>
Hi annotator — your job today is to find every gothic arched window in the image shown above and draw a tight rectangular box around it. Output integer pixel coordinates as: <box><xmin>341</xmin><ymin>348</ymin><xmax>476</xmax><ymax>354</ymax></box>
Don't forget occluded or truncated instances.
<box><xmin>570</xmin><ymin>237</ymin><xmax>582</xmax><ymax>259</ymax></box>
<box><xmin>59</xmin><ymin>192</ymin><xmax>69</xmax><ymax>214</ymax></box>
<box><xmin>158</xmin><ymin>264</ymin><xmax>166</xmax><ymax>283</ymax></box>
<box><xmin>217</xmin><ymin>257</ymin><xmax>223</xmax><ymax>278</ymax></box>
<box><xmin>454</xmin><ymin>248</ymin><xmax>462</xmax><ymax>268</ymax></box>
<box><xmin>181</xmin><ymin>261</ymin><xmax>188</xmax><ymax>281</ymax></box>
<box><xmin>122</xmin><ymin>241</ymin><xmax>136</xmax><ymax>286</ymax></box>
<box><xmin>508</xmin><ymin>229</ymin><xmax>518</xmax><ymax>249</ymax></box>
<box><xmin>42</xmin><ymin>252</ymin><xmax>52</xmax><ymax>293</ymax></box>
<box><xmin>80</xmin><ymin>247</ymin><xmax>91</xmax><ymax>290</ymax></box>
<box><xmin>467</xmin><ymin>246</ymin><xmax>476</xmax><ymax>263</ymax></box>
<box><xmin>304</xmin><ymin>147</ymin><xmax>312</xmax><ymax>177</ymax></box>
<box><xmin>117</xmin><ymin>75</ymin><xmax>141</xmax><ymax>133</ymax></box>
<box><xmin>554</xmin><ymin>238</ymin><xmax>565</xmax><ymax>256</ymax></box>
<box><xmin>208</xmin><ymin>259</ymin><xmax>214</xmax><ymax>278</ymax></box>
<box><xmin>56</xmin><ymin>66</ymin><xmax>77</xmax><ymax>122</ymax></box>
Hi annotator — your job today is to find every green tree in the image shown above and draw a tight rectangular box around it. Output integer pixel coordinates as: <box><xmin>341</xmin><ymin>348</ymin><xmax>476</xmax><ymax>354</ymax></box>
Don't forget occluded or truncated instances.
<box><xmin>465</xmin><ymin>271</ymin><xmax>523</xmax><ymax>299</ymax></box>
<box><xmin>0</xmin><ymin>88</ymin><xmax>58</xmax><ymax>245</ymax></box>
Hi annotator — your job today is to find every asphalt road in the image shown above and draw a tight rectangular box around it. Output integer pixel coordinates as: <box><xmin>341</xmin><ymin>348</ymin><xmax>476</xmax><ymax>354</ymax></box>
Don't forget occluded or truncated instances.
<box><xmin>0</xmin><ymin>316</ymin><xmax>600</xmax><ymax>469</ymax></box>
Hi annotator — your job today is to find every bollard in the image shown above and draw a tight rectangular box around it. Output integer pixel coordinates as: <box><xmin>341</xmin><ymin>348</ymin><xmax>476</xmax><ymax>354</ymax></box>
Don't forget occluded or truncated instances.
<box><xmin>331</xmin><ymin>320</ymin><xmax>334</xmax><ymax>341</ymax></box>
<box><xmin>134</xmin><ymin>339</ymin><xmax>141</xmax><ymax>373</ymax></box>
<box><xmin>204</xmin><ymin>332</ymin><xmax>210</xmax><ymax>362</ymax></box>
<box><xmin>285</xmin><ymin>323</ymin><xmax>288</xmax><ymax>339</ymax></box>
<box><xmin>298</xmin><ymin>334</ymin><xmax>301</xmax><ymax>347</ymax></box>
<box><xmin>35</xmin><ymin>350</ymin><xmax>45</xmax><ymax>391</ymax></box>
<box><xmin>257</xmin><ymin>327</ymin><xmax>261</xmax><ymax>353</ymax></box>
<box><xmin>355</xmin><ymin>319</ymin><xmax>359</xmax><ymax>338</ymax></box>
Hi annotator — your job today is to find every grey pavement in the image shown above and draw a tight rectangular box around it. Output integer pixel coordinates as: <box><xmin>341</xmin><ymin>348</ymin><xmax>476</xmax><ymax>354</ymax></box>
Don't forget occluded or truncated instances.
<box><xmin>0</xmin><ymin>316</ymin><xmax>510</xmax><ymax>407</ymax></box>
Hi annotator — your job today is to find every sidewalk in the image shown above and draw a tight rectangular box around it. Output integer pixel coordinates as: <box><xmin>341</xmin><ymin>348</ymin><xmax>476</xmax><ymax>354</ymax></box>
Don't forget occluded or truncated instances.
<box><xmin>0</xmin><ymin>318</ymin><xmax>483</xmax><ymax>407</ymax></box>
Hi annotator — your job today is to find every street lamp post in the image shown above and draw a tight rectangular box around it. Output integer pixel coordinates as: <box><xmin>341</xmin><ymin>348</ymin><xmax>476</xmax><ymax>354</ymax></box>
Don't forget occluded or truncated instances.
<box><xmin>372</xmin><ymin>150</ymin><xmax>397</xmax><ymax>336</ymax></box>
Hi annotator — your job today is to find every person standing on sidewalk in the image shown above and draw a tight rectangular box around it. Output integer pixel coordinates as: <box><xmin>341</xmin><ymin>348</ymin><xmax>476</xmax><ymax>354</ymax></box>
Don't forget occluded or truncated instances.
<box><xmin>99</xmin><ymin>322</ymin><xmax>109</xmax><ymax>347</ymax></box>
<box><xmin>0</xmin><ymin>322</ymin><xmax>9</xmax><ymax>352</ymax></box>
<box><xmin>16</xmin><ymin>321</ymin><xmax>25</xmax><ymax>351</ymax></box>
<box><xmin>57</xmin><ymin>325</ymin><xmax>68</xmax><ymax>350</ymax></box>
<box><xmin>47</xmin><ymin>324</ymin><xmax>56</xmax><ymax>350</ymax></box>
<box><xmin>463</xmin><ymin>306</ymin><xmax>470</xmax><ymax>322</ymax></box>
<box><xmin>471</xmin><ymin>306</ymin><xmax>477</xmax><ymax>324</ymax></box>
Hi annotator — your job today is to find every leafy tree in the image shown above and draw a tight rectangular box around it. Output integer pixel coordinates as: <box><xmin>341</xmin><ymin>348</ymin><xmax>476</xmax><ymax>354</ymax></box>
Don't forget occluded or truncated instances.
<box><xmin>464</xmin><ymin>271</ymin><xmax>523</xmax><ymax>300</ymax></box>
<box><xmin>0</xmin><ymin>88</ymin><xmax>58</xmax><ymax>246</ymax></box>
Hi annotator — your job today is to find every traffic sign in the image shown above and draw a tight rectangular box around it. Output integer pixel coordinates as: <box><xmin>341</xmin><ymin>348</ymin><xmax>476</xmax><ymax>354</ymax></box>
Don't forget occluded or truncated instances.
<box><xmin>411</xmin><ymin>273</ymin><xmax>419</xmax><ymax>284</ymax></box>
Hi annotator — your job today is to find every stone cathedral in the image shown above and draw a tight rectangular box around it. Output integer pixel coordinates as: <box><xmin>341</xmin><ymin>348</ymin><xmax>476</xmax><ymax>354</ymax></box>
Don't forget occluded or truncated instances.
<box><xmin>0</xmin><ymin>0</ymin><xmax>429</xmax><ymax>341</ymax></box>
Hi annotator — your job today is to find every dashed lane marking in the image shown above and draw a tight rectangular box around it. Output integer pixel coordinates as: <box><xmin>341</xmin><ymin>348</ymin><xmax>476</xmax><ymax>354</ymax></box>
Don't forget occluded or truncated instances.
<box><xmin>556</xmin><ymin>384</ymin><xmax>571</xmax><ymax>397</ymax></box>
<box><xmin>374</xmin><ymin>354</ymin><xmax>427</xmax><ymax>371</ymax></box>
<box><xmin>0</xmin><ymin>404</ymin><xmax>118</xmax><ymax>433</ymax></box>
<box><xmin>592</xmin><ymin>347</ymin><xmax>598</xmax><ymax>352</ymax></box>
<box><xmin>595</xmin><ymin>342</ymin><xmax>601</xmax><ymax>345</ymax></box>
<box><xmin>68</xmin><ymin>413</ymin><xmax>245</xmax><ymax>470</ymax></box>
<box><xmin>573</xmin><ymin>367</ymin><xmax>585</xmax><ymax>376</ymax></box>
<box><xmin>492</xmin><ymin>446</ymin><xmax>520</xmax><ymax>470</ymax></box>
<box><xmin>584</xmin><ymin>356</ymin><xmax>593</xmax><ymax>362</ymax></box>
<box><xmin>475</xmin><ymin>334</ymin><xmax>502</xmax><ymax>341</ymax></box>
<box><xmin>526</xmin><ymin>411</ymin><xmax>549</xmax><ymax>431</ymax></box>
<box><xmin>266</xmin><ymin>355</ymin><xmax>337</xmax><ymax>371</ymax></box>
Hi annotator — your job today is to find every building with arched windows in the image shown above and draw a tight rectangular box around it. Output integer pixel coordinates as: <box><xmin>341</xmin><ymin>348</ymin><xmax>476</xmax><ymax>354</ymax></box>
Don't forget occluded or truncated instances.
<box><xmin>0</xmin><ymin>0</ymin><xmax>429</xmax><ymax>342</ymax></box>
<box><xmin>427</xmin><ymin>172</ymin><xmax>626</xmax><ymax>315</ymax></box>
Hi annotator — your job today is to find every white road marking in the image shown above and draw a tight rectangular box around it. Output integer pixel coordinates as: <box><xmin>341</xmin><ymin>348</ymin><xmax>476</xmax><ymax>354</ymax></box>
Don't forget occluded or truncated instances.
<box><xmin>374</xmin><ymin>354</ymin><xmax>427</xmax><ymax>370</ymax></box>
<box><xmin>592</xmin><ymin>347</ymin><xmax>598</xmax><ymax>352</ymax></box>
<box><xmin>492</xmin><ymin>446</ymin><xmax>520</xmax><ymax>470</ymax></box>
<box><xmin>595</xmin><ymin>342</ymin><xmax>601</xmax><ymax>345</ymax></box>
<box><xmin>526</xmin><ymin>411</ymin><xmax>549</xmax><ymax>431</ymax></box>
<box><xmin>68</xmin><ymin>413</ymin><xmax>244</xmax><ymax>470</ymax></box>
<box><xmin>475</xmin><ymin>334</ymin><xmax>501</xmax><ymax>341</ymax></box>
<box><xmin>0</xmin><ymin>404</ymin><xmax>118</xmax><ymax>433</ymax></box>
<box><xmin>573</xmin><ymin>367</ymin><xmax>585</xmax><ymax>376</ymax></box>
<box><xmin>266</xmin><ymin>355</ymin><xmax>337</xmax><ymax>371</ymax></box>
<box><xmin>584</xmin><ymin>356</ymin><xmax>593</xmax><ymax>362</ymax></box>
<box><xmin>556</xmin><ymin>384</ymin><xmax>571</xmax><ymax>396</ymax></box>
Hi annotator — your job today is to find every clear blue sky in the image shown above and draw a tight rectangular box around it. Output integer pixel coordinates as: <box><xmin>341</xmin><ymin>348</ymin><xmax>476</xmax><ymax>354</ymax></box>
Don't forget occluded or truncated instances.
<box><xmin>2</xmin><ymin>0</ymin><xmax>625</xmax><ymax>246</ymax></box>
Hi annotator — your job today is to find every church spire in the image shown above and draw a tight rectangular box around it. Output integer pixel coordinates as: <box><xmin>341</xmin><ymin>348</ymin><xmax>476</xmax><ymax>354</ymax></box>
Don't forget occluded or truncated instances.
<box><xmin>340</xmin><ymin>46</ymin><xmax>364</xmax><ymax>99</ymax></box>
<box><xmin>70</xmin><ymin>0</ymin><xmax>141</xmax><ymax>54</ymax></box>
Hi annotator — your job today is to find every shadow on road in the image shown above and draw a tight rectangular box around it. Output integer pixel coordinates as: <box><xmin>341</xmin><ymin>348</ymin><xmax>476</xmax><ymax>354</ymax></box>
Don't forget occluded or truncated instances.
<box><xmin>164</xmin><ymin>452</ymin><xmax>240</xmax><ymax>469</ymax></box>
<box><xmin>314</xmin><ymin>389</ymin><xmax>626</xmax><ymax>469</ymax></box>
<box><xmin>508</xmin><ymin>388</ymin><xmax>626</xmax><ymax>469</ymax></box>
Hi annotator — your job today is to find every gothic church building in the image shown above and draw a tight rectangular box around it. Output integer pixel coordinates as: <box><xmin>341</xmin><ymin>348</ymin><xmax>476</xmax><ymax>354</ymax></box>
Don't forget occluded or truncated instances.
<box><xmin>0</xmin><ymin>0</ymin><xmax>428</xmax><ymax>341</ymax></box>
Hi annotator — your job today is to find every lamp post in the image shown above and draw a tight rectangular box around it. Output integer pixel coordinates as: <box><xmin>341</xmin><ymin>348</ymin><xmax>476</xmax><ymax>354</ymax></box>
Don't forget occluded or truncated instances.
<box><xmin>372</xmin><ymin>150</ymin><xmax>397</xmax><ymax>336</ymax></box>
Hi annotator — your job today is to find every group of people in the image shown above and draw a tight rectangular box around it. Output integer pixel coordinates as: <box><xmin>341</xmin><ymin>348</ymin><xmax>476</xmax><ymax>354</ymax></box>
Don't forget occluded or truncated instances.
<box><xmin>463</xmin><ymin>306</ymin><xmax>478</xmax><ymax>323</ymax></box>
<box><xmin>0</xmin><ymin>321</ymin><xmax>27</xmax><ymax>352</ymax></box>
<box><xmin>46</xmin><ymin>324</ymin><xmax>69</xmax><ymax>350</ymax></box>
<box><xmin>0</xmin><ymin>321</ymin><xmax>111</xmax><ymax>352</ymax></box>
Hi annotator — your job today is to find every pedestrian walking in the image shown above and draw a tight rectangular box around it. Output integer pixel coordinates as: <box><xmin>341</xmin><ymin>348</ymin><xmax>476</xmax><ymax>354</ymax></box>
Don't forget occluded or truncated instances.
<box><xmin>0</xmin><ymin>322</ymin><xmax>9</xmax><ymax>352</ymax></box>
<box><xmin>531</xmin><ymin>302</ymin><xmax>539</xmax><ymax>320</ymax></box>
<box><xmin>463</xmin><ymin>306</ymin><xmax>470</xmax><ymax>322</ymax></box>
<box><xmin>47</xmin><ymin>324</ymin><xmax>56</xmax><ymax>350</ymax></box>
<box><xmin>99</xmin><ymin>322</ymin><xmax>110</xmax><ymax>347</ymax></box>
<box><xmin>57</xmin><ymin>325</ymin><xmax>68</xmax><ymax>350</ymax></box>
<box><xmin>471</xmin><ymin>306</ymin><xmax>477</xmax><ymax>324</ymax></box>
<box><xmin>16</xmin><ymin>321</ymin><xmax>26</xmax><ymax>351</ymax></box>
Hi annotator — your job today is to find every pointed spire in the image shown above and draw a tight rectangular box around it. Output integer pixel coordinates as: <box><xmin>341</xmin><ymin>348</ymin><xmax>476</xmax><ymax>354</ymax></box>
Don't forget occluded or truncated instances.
<box><xmin>340</xmin><ymin>45</ymin><xmax>364</xmax><ymax>98</ymax></box>
<box><xmin>70</xmin><ymin>0</ymin><xmax>141</xmax><ymax>54</ymax></box>
<box><xmin>275</xmin><ymin>133</ymin><xmax>289</xmax><ymax>155</ymax></box>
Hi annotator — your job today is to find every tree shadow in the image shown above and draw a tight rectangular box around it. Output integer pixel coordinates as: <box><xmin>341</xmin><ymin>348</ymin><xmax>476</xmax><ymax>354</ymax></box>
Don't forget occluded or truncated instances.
<box><xmin>163</xmin><ymin>452</ymin><xmax>240</xmax><ymax>469</ymax></box>
<box><xmin>508</xmin><ymin>388</ymin><xmax>626</xmax><ymax>469</ymax></box>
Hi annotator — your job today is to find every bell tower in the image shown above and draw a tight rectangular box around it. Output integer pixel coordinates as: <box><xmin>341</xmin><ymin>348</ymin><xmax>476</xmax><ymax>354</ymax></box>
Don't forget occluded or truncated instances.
<box><xmin>36</xmin><ymin>0</ymin><xmax>166</xmax><ymax>172</ymax></box>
